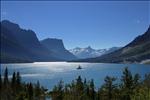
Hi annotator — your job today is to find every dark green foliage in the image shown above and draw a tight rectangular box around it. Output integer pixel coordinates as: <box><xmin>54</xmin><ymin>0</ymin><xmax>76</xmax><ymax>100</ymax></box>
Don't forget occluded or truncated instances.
<box><xmin>35</xmin><ymin>81</ymin><xmax>41</xmax><ymax>99</ymax></box>
<box><xmin>16</xmin><ymin>92</ymin><xmax>25</xmax><ymax>100</ymax></box>
<box><xmin>141</xmin><ymin>74</ymin><xmax>150</xmax><ymax>100</ymax></box>
<box><xmin>11</xmin><ymin>72</ymin><xmax>17</xmax><ymax>96</ymax></box>
<box><xmin>50</xmin><ymin>67</ymin><xmax>150</xmax><ymax>100</ymax></box>
<box><xmin>0</xmin><ymin>74</ymin><xmax>2</xmax><ymax>89</ymax></box>
<box><xmin>121</xmin><ymin>67</ymin><xmax>133</xmax><ymax>90</ymax></box>
<box><xmin>121</xmin><ymin>67</ymin><xmax>141</xmax><ymax>100</ymax></box>
<box><xmin>28</xmin><ymin>83</ymin><xmax>33</xmax><ymax>100</ymax></box>
<box><xmin>76</xmin><ymin>76</ymin><xmax>84</xmax><ymax>99</ymax></box>
<box><xmin>121</xmin><ymin>67</ymin><xmax>133</xmax><ymax>100</ymax></box>
<box><xmin>1</xmin><ymin>67</ymin><xmax>149</xmax><ymax>100</ymax></box>
<box><xmin>4</xmin><ymin>67</ymin><xmax>9</xmax><ymax>85</ymax></box>
<box><xmin>0</xmin><ymin>67</ymin><xmax>46</xmax><ymax>100</ymax></box>
<box><xmin>89</xmin><ymin>79</ymin><xmax>95</xmax><ymax>100</ymax></box>
<box><xmin>16</xmin><ymin>72</ymin><xmax>21</xmax><ymax>93</ymax></box>
<box><xmin>51</xmin><ymin>80</ymin><xmax>64</xmax><ymax>100</ymax></box>
<box><xmin>101</xmin><ymin>76</ymin><xmax>117</xmax><ymax>100</ymax></box>
<box><xmin>16</xmin><ymin>72</ymin><xmax>21</xmax><ymax>86</ymax></box>
<box><xmin>11</xmin><ymin>72</ymin><xmax>16</xmax><ymax>88</ymax></box>
<box><xmin>0</xmin><ymin>74</ymin><xmax>2</xmax><ymax>97</ymax></box>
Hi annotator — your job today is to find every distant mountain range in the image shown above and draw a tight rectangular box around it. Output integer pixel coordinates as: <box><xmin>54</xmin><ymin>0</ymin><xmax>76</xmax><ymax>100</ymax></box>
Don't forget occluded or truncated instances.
<box><xmin>0</xmin><ymin>20</ymin><xmax>76</xmax><ymax>63</ymax></box>
<box><xmin>69</xmin><ymin>46</ymin><xmax>121</xmax><ymax>59</ymax></box>
<box><xmin>74</xmin><ymin>26</ymin><xmax>150</xmax><ymax>63</ymax></box>
<box><xmin>1</xmin><ymin>20</ymin><xmax>149</xmax><ymax>64</ymax></box>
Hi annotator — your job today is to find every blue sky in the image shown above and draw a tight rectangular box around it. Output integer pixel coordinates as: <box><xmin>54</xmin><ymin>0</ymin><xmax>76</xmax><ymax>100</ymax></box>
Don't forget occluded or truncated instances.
<box><xmin>1</xmin><ymin>1</ymin><xmax>150</xmax><ymax>49</ymax></box>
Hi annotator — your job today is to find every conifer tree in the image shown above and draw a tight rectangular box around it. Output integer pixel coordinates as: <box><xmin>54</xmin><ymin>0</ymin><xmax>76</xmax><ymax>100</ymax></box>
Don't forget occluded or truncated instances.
<box><xmin>76</xmin><ymin>76</ymin><xmax>84</xmax><ymax>91</ymax></box>
<box><xmin>16</xmin><ymin>72</ymin><xmax>21</xmax><ymax>86</ymax></box>
<box><xmin>35</xmin><ymin>80</ymin><xmax>41</xmax><ymax>98</ymax></box>
<box><xmin>143</xmin><ymin>74</ymin><xmax>150</xmax><ymax>100</ymax></box>
<box><xmin>83</xmin><ymin>78</ymin><xmax>89</xmax><ymax>97</ymax></box>
<box><xmin>0</xmin><ymin>74</ymin><xmax>2</xmax><ymax>89</ymax></box>
<box><xmin>0</xmin><ymin>74</ymin><xmax>2</xmax><ymax>96</ymax></box>
<box><xmin>89</xmin><ymin>79</ymin><xmax>95</xmax><ymax>100</ymax></box>
<box><xmin>58</xmin><ymin>80</ymin><xmax>64</xmax><ymax>100</ymax></box>
<box><xmin>11</xmin><ymin>72</ymin><xmax>16</xmax><ymax>88</ymax></box>
<box><xmin>4</xmin><ymin>67</ymin><xmax>9</xmax><ymax>85</ymax></box>
<box><xmin>11</xmin><ymin>72</ymin><xmax>17</xmax><ymax>96</ymax></box>
<box><xmin>103</xmin><ymin>76</ymin><xmax>117</xmax><ymax>100</ymax></box>
<box><xmin>51</xmin><ymin>80</ymin><xmax>64</xmax><ymax>100</ymax></box>
<box><xmin>16</xmin><ymin>72</ymin><xmax>21</xmax><ymax>92</ymax></box>
<box><xmin>76</xmin><ymin>76</ymin><xmax>84</xmax><ymax>100</ymax></box>
<box><xmin>28</xmin><ymin>83</ymin><xmax>33</xmax><ymax>100</ymax></box>
<box><xmin>121</xmin><ymin>67</ymin><xmax>133</xmax><ymax>100</ymax></box>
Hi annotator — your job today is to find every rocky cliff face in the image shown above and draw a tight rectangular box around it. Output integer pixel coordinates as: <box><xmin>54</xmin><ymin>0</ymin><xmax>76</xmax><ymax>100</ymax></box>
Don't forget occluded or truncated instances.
<box><xmin>40</xmin><ymin>38</ymin><xmax>77</xmax><ymax>60</ymax></box>
<box><xmin>1</xmin><ymin>24</ymin><xmax>32</xmax><ymax>63</ymax></box>
<box><xmin>40</xmin><ymin>38</ymin><xmax>65</xmax><ymax>51</ymax></box>
<box><xmin>1</xmin><ymin>20</ymin><xmax>60</xmax><ymax>63</ymax></box>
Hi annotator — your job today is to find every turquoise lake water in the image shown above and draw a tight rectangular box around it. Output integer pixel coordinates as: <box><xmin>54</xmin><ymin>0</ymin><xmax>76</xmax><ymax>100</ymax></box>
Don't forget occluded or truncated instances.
<box><xmin>1</xmin><ymin>62</ymin><xmax>150</xmax><ymax>90</ymax></box>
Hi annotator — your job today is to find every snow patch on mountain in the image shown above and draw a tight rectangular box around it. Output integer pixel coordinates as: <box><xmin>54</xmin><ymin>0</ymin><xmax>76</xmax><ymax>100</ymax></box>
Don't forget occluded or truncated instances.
<box><xmin>69</xmin><ymin>46</ymin><xmax>121</xmax><ymax>59</ymax></box>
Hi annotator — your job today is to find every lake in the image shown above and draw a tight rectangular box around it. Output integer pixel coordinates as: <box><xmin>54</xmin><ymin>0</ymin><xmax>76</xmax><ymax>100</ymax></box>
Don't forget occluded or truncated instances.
<box><xmin>1</xmin><ymin>62</ymin><xmax>150</xmax><ymax>90</ymax></box>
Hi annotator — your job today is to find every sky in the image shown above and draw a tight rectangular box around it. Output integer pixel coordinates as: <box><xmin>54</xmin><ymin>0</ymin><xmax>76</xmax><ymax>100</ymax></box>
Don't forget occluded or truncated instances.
<box><xmin>1</xmin><ymin>1</ymin><xmax>150</xmax><ymax>49</ymax></box>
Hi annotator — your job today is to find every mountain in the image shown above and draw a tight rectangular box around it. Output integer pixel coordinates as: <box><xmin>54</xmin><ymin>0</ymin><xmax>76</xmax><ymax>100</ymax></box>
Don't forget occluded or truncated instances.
<box><xmin>69</xmin><ymin>46</ymin><xmax>120</xmax><ymax>59</ymax></box>
<box><xmin>40</xmin><ymin>38</ymin><xmax>77</xmax><ymax>60</ymax></box>
<box><xmin>75</xmin><ymin>26</ymin><xmax>150</xmax><ymax>63</ymax></box>
<box><xmin>1</xmin><ymin>24</ymin><xmax>32</xmax><ymax>63</ymax></box>
<box><xmin>1</xmin><ymin>20</ymin><xmax>60</xmax><ymax>63</ymax></box>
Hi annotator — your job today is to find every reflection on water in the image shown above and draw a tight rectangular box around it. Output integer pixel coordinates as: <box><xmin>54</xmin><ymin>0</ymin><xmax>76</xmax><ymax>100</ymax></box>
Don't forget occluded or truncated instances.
<box><xmin>1</xmin><ymin>62</ymin><xmax>150</xmax><ymax>90</ymax></box>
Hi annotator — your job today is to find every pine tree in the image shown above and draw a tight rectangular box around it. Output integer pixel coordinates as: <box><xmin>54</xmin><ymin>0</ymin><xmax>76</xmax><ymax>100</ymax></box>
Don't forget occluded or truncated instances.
<box><xmin>89</xmin><ymin>79</ymin><xmax>95</xmax><ymax>100</ymax></box>
<box><xmin>143</xmin><ymin>74</ymin><xmax>150</xmax><ymax>100</ymax></box>
<box><xmin>0</xmin><ymin>74</ymin><xmax>2</xmax><ymax>89</ymax></box>
<box><xmin>16</xmin><ymin>72</ymin><xmax>21</xmax><ymax>86</ymax></box>
<box><xmin>35</xmin><ymin>80</ymin><xmax>41</xmax><ymax>98</ymax></box>
<box><xmin>11</xmin><ymin>72</ymin><xmax>17</xmax><ymax>96</ymax></box>
<box><xmin>16</xmin><ymin>72</ymin><xmax>21</xmax><ymax>92</ymax></box>
<box><xmin>11</xmin><ymin>72</ymin><xmax>16</xmax><ymax>88</ymax></box>
<box><xmin>76</xmin><ymin>76</ymin><xmax>84</xmax><ymax>100</ymax></box>
<box><xmin>4</xmin><ymin>67</ymin><xmax>9</xmax><ymax>85</ymax></box>
<box><xmin>0</xmin><ymin>74</ymin><xmax>2</xmax><ymax>96</ymax></box>
<box><xmin>57</xmin><ymin>80</ymin><xmax>64</xmax><ymax>100</ymax></box>
<box><xmin>28</xmin><ymin>83</ymin><xmax>33</xmax><ymax>100</ymax></box>
<box><xmin>83</xmin><ymin>78</ymin><xmax>89</xmax><ymax>97</ymax></box>
<box><xmin>122</xmin><ymin>67</ymin><xmax>133</xmax><ymax>88</ymax></box>
<box><xmin>121</xmin><ymin>67</ymin><xmax>133</xmax><ymax>100</ymax></box>
<box><xmin>76</xmin><ymin>76</ymin><xmax>84</xmax><ymax>91</ymax></box>
<box><xmin>51</xmin><ymin>80</ymin><xmax>64</xmax><ymax>100</ymax></box>
<box><xmin>103</xmin><ymin>76</ymin><xmax>117</xmax><ymax>100</ymax></box>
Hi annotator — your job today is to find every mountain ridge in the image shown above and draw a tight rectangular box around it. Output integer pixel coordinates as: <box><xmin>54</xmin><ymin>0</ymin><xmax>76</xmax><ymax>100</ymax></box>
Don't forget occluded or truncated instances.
<box><xmin>69</xmin><ymin>46</ymin><xmax>120</xmax><ymax>59</ymax></box>
<box><xmin>1</xmin><ymin>20</ymin><xmax>61</xmax><ymax>63</ymax></box>
<box><xmin>73</xmin><ymin>26</ymin><xmax>150</xmax><ymax>63</ymax></box>
<box><xmin>0</xmin><ymin>20</ymin><xmax>76</xmax><ymax>63</ymax></box>
<box><xmin>1</xmin><ymin>20</ymin><xmax>149</xmax><ymax>63</ymax></box>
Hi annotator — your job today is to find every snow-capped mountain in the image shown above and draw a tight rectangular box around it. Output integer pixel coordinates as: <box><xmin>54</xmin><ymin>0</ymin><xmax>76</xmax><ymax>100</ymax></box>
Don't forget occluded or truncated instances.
<box><xmin>69</xmin><ymin>46</ymin><xmax>121</xmax><ymax>59</ymax></box>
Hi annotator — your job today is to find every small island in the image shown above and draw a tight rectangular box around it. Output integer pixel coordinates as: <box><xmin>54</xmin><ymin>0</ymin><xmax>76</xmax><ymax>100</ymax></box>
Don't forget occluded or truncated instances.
<box><xmin>77</xmin><ymin>65</ymin><xmax>82</xmax><ymax>70</ymax></box>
